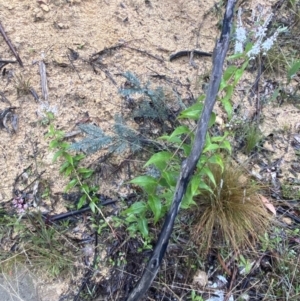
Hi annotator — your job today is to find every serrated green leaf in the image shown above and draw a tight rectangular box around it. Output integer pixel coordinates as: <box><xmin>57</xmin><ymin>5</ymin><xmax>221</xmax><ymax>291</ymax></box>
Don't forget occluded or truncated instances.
<box><xmin>219</xmin><ymin>78</ymin><xmax>226</xmax><ymax>91</ymax></box>
<box><xmin>245</xmin><ymin>42</ymin><xmax>253</xmax><ymax>52</ymax></box>
<box><xmin>80</xmin><ymin>184</ymin><xmax>90</xmax><ymax>194</ymax></box>
<box><xmin>179</xmin><ymin>102</ymin><xmax>203</xmax><ymax>120</ymax></box>
<box><xmin>170</xmin><ymin>125</ymin><xmax>190</xmax><ymax>137</ymax></box>
<box><xmin>144</xmin><ymin>151</ymin><xmax>172</xmax><ymax>170</ymax></box>
<box><xmin>74</xmin><ymin>154</ymin><xmax>85</xmax><ymax>161</ymax></box>
<box><xmin>220</xmin><ymin>85</ymin><xmax>233</xmax><ymax>118</ymax></box>
<box><xmin>64</xmin><ymin>165</ymin><xmax>74</xmax><ymax>177</ymax></box>
<box><xmin>288</xmin><ymin>60</ymin><xmax>300</xmax><ymax>82</ymax></box>
<box><xmin>233</xmin><ymin>68</ymin><xmax>244</xmax><ymax>86</ymax></box>
<box><xmin>63</xmin><ymin>153</ymin><xmax>73</xmax><ymax>165</ymax></box>
<box><xmin>130</xmin><ymin>176</ymin><xmax>157</xmax><ymax>194</ymax></box>
<box><xmin>227</xmin><ymin>52</ymin><xmax>245</xmax><ymax>60</ymax></box>
<box><xmin>221</xmin><ymin>97</ymin><xmax>233</xmax><ymax>118</ymax></box>
<box><xmin>65</xmin><ymin>178</ymin><xmax>78</xmax><ymax>192</ymax></box>
<box><xmin>202</xmin><ymin>166</ymin><xmax>216</xmax><ymax>187</ymax></box>
<box><xmin>148</xmin><ymin>195</ymin><xmax>162</xmax><ymax>223</ymax></box>
<box><xmin>126</xmin><ymin>214</ymin><xmax>138</xmax><ymax>223</ymax></box>
<box><xmin>161</xmin><ymin>190</ymin><xmax>174</xmax><ymax>208</ymax></box>
<box><xmin>181</xmin><ymin>188</ymin><xmax>196</xmax><ymax>209</ymax></box>
<box><xmin>60</xmin><ymin>142</ymin><xmax>69</xmax><ymax>149</ymax></box>
<box><xmin>49</xmin><ymin>140</ymin><xmax>59</xmax><ymax>149</ymax></box>
<box><xmin>190</xmin><ymin>175</ymin><xmax>201</xmax><ymax>195</ymax></box>
<box><xmin>78</xmin><ymin>167</ymin><xmax>93</xmax><ymax>174</ymax></box>
<box><xmin>78</xmin><ymin>168</ymin><xmax>94</xmax><ymax>179</ymax></box>
<box><xmin>208</xmin><ymin>154</ymin><xmax>224</xmax><ymax>172</ymax></box>
<box><xmin>52</xmin><ymin>149</ymin><xmax>64</xmax><ymax>162</ymax></box>
<box><xmin>90</xmin><ymin>202</ymin><xmax>96</xmax><ymax>213</ymax></box>
<box><xmin>159</xmin><ymin>135</ymin><xmax>182</xmax><ymax>143</ymax></box>
<box><xmin>203</xmin><ymin>143</ymin><xmax>220</xmax><ymax>153</ymax></box>
<box><xmin>59</xmin><ymin>161</ymin><xmax>70</xmax><ymax>174</ymax></box>
<box><xmin>78</xmin><ymin>194</ymin><xmax>87</xmax><ymax>209</ymax></box>
<box><xmin>208</xmin><ymin>112</ymin><xmax>216</xmax><ymax>128</ymax></box>
<box><xmin>124</xmin><ymin>201</ymin><xmax>147</xmax><ymax>215</ymax></box>
<box><xmin>82</xmin><ymin>171</ymin><xmax>94</xmax><ymax>179</ymax></box>
<box><xmin>233</xmin><ymin>61</ymin><xmax>248</xmax><ymax>85</ymax></box>
<box><xmin>223</xmin><ymin>65</ymin><xmax>238</xmax><ymax>82</ymax></box>
<box><xmin>205</xmin><ymin>132</ymin><xmax>211</xmax><ymax>145</ymax></box>
<box><xmin>220</xmin><ymin>140</ymin><xmax>232</xmax><ymax>153</ymax></box>
<box><xmin>137</xmin><ymin>217</ymin><xmax>149</xmax><ymax>238</ymax></box>
<box><xmin>161</xmin><ymin>170</ymin><xmax>177</xmax><ymax>187</ymax></box>
<box><xmin>211</xmin><ymin>136</ymin><xmax>224</xmax><ymax>142</ymax></box>
<box><xmin>181</xmin><ymin>143</ymin><xmax>191</xmax><ymax>156</ymax></box>
<box><xmin>199</xmin><ymin>182</ymin><xmax>213</xmax><ymax>194</ymax></box>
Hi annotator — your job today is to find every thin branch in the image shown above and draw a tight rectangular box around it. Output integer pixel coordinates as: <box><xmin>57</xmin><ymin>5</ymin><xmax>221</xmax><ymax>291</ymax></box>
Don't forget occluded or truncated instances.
<box><xmin>126</xmin><ymin>1</ymin><xmax>237</xmax><ymax>300</ymax></box>
<box><xmin>0</xmin><ymin>21</ymin><xmax>23</xmax><ymax>67</ymax></box>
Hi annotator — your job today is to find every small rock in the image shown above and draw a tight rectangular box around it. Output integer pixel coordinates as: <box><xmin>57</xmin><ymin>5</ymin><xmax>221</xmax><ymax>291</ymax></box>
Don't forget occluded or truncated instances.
<box><xmin>57</xmin><ymin>23</ymin><xmax>69</xmax><ymax>29</ymax></box>
<box><xmin>215</xmin><ymin>115</ymin><xmax>224</xmax><ymax>126</ymax></box>
<box><xmin>281</xmin><ymin>217</ymin><xmax>292</xmax><ymax>225</ymax></box>
<box><xmin>40</xmin><ymin>4</ymin><xmax>50</xmax><ymax>12</ymax></box>
<box><xmin>34</xmin><ymin>11</ymin><xmax>45</xmax><ymax>22</ymax></box>
<box><xmin>193</xmin><ymin>270</ymin><xmax>208</xmax><ymax>287</ymax></box>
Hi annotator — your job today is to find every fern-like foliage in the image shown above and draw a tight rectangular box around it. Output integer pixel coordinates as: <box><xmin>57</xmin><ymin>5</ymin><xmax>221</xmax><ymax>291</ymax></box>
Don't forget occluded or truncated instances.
<box><xmin>69</xmin><ymin>124</ymin><xmax>113</xmax><ymax>154</ymax></box>
<box><xmin>119</xmin><ymin>72</ymin><xmax>170</xmax><ymax>124</ymax></box>
<box><xmin>70</xmin><ymin>115</ymin><xmax>142</xmax><ymax>155</ymax></box>
<box><xmin>70</xmin><ymin>72</ymin><xmax>178</xmax><ymax>156</ymax></box>
<box><xmin>112</xmin><ymin>114</ymin><xmax>142</xmax><ymax>154</ymax></box>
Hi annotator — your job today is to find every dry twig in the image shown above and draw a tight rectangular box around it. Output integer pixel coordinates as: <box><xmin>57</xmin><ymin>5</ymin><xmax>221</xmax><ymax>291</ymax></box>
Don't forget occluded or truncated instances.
<box><xmin>0</xmin><ymin>21</ymin><xmax>23</xmax><ymax>67</ymax></box>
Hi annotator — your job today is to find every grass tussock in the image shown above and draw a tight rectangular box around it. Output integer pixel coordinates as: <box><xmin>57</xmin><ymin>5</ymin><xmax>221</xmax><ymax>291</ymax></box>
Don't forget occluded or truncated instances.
<box><xmin>0</xmin><ymin>212</ymin><xmax>77</xmax><ymax>278</ymax></box>
<box><xmin>191</xmin><ymin>161</ymin><xmax>273</xmax><ymax>253</ymax></box>
<box><xmin>14</xmin><ymin>74</ymin><xmax>31</xmax><ymax>96</ymax></box>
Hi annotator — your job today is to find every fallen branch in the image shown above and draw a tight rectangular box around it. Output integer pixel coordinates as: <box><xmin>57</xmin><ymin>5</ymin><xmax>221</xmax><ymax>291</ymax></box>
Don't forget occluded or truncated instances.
<box><xmin>170</xmin><ymin>49</ymin><xmax>212</xmax><ymax>61</ymax></box>
<box><xmin>126</xmin><ymin>1</ymin><xmax>237</xmax><ymax>300</ymax></box>
<box><xmin>0</xmin><ymin>21</ymin><xmax>23</xmax><ymax>67</ymax></box>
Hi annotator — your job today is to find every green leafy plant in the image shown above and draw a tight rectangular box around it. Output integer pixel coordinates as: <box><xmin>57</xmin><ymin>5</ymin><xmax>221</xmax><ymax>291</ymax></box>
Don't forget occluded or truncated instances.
<box><xmin>39</xmin><ymin>111</ymin><xmax>55</xmax><ymax>127</ymax></box>
<box><xmin>70</xmin><ymin>115</ymin><xmax>142</xmax><ymax>155</ymax></box>
<box><xmin>70</xmin><ymin>72</ymin><xmax>181</xmax><ymax>157</ymax></box>
<box><xmin>219</xmin><ymin>57</ymin><xmax>249</xmax><ymax>118</ymax></box>
<box><xmin>46</xmin><ymin>125</ymin><xmax>115</xmax><ymax>234</ymax></box>
<box><xmin>123</xmin><ymin>95</ymin><xmax>231</xmax><ymax>240</ymax></box>
<box><xmin>190</xmin><ymin>290</ymin><xmax>204</xmax><ymax>301</ymax></box>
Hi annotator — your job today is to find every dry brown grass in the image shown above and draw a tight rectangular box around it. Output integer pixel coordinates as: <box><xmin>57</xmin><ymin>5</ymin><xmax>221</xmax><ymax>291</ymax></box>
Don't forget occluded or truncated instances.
<box><xmin>190</xmin><ymin>161</ymin><xmax>272</xmax><ymax>253</ymax></box>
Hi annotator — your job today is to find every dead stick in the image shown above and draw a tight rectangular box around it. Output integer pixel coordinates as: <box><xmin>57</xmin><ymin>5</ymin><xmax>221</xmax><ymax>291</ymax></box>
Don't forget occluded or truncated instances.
<box><xmin>126</xmin><ymin>1</ymin><xmax>236</xmax><ymax>300</ymax></box>
<box><xmin>125</xmin><ymin>45</ymin><xmax>164</xmax><ymax>62</ymax></box>
<box><xmin>39</xmin><ymin>60</ymin><xmax>49</xmax><ymax>102</ymax></box>
<box><xmin>0</xmin><ymin>59</ymin><xmax>17</xmax><ymax>64</ymax></box>
<box><xmin>0</xmin><ymin>21</ymin><xmax>23</xmax><ymax>67</ymax></box>
<box><xmin>67</xmin><ymin>54</ymin><xmax>82</xmax><ymax>81</ymax></box>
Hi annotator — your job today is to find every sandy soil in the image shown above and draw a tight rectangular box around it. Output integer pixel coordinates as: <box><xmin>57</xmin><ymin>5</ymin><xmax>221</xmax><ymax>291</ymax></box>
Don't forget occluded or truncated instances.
<box><xmin>1</xmin><ymin>0</ymin><xmax>299</xmax><ymax>300</ymax></box>
<box><xmin>0</xmin><ymin>0</ymin><xmax>217</xmax><ymax>299</ymax></box>
<box><xmin>0</xmin><ymin>0</ymin><xmax>217</xmax><ymax>199</ymax></box>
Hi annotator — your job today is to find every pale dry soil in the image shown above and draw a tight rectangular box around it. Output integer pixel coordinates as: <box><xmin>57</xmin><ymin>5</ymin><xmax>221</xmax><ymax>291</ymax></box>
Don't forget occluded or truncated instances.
<box><xmin>0</xmin><ymin>0</ymin><xmax>298</xmax><ymax>300</ymax></box>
